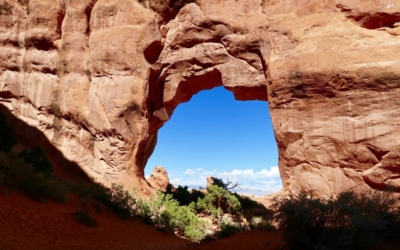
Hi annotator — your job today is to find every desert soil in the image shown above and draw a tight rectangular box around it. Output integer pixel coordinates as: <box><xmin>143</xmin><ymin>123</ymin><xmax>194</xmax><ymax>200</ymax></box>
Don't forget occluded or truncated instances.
<box><xmin>0</xmin><ymin>191</ymin><xmax>283</xmax><ymax>250</ymax></box>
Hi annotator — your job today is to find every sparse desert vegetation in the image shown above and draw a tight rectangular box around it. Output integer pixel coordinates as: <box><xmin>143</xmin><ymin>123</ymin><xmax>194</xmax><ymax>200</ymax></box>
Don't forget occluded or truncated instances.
<box><xmin>0</xmin><ymin>114</ymin><xmax>272</xmax><ymax>244</ymax></box>
<box><xmin>273</xmin><ymin>190</ymin><xmax>400</xmax><ymax>250</ymax></box>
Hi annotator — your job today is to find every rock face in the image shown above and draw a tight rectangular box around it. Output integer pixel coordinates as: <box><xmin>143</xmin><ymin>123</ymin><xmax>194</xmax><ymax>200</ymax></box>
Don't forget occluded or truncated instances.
<box><xmin>206</xmin><ymin>177</ymin><xmax>216</xmax><ymax>189</ymax></box>
<box><xmin>147</xmin><ymin>166</ymin><xmax>169</xmax><ymax>191</ymax></box>
<box><xmin>1</xmin><ymin>0</ymin><xmax>400</xmax><ymax>196</ymax></box>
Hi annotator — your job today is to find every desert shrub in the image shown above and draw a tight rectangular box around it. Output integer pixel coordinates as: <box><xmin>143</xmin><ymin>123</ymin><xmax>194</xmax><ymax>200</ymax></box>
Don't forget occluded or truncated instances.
<box><xmin>210</xmin><ymin>177</ymin><xmax>241</xmax><ymax>191</ymax></box>
<box><xmin>137</xmin><ymin>191</ymin><xmax>209</xmax><ymax>242</ymax></box>
<box><xmin>104</xmin><ymin>184</ymin><xmax>137</xmax><ymax>219</ymax></box>
<box><xmin>73</xmin><ymin>210</ymin><xmax>98</xmax><ymax>227</ymax></box>
<box><xmin>17</xmin><ymin>146</ymin><xmax>53</xmax><ymax>177</ymax></box>
<box><xmin>183</xmin><ymin>219</ymin><xmax>208</xmax><ymax>242</ymax></box>
<box><xmin>166</xmin><ymin>203</ymin><xmax>194</xmax><ymax>230</ymax></box>
<box><xmin>0</xmin><ymin>114</ymin><xmax>18</xmax><ymax>153</ymax></box>
<box><xmin>195</xmin><ymin>185</ymin><xmax>242</xmax><ymax>218</ymax></box>
<box><xmin>164</xmin><ymin>184</ymin><xmax>204</xmax><ymax>206</ymax></box>
<box><xmin>0</xmin><ymin>152</ymin><xmax>68</xmax><ymax>202</ymax></box>
<box><xmin>165</xmin><ymin>184</ymin><xmax>191</xmax><ymax>205</ymax></box>
<box><xmin>218</xmin><ymin>222</ymin><xmax>240</xmax><ymax>238</ymax></box>
<box><xmin>217</xmin><ymin>215</ymin><xmax>243</xmax><ymax>238</ymax></box>
<box><xmin>165</xmin><ymin>202</ymin><xmax>209</xmax><ymax>241</ymax></box>
<box><xmin>68</xmin><ymin>181</ymin><xmax>87</xmax><ymax>197</ymax></box>
<box><xmin>0</xmin><ymin>148</ymin><xmax>136</xmax><ymax>217</ymax></box>
<box><xmin>190</xmin><ymin>188</ymin><xmax>205</xmax><ymax>201</ymax></box>
<box><xmin>136</xmin><ymin>191</ymin><xmax>164</xmax><ymax>225</ymax></box>
<box><xmin>234</xmin><ymin>193</ymin><xmax>259</xmax><ymax>210</ymax></box>
<box><xmin>137</xmin><ymin>191</ymin><xmax>185</xmax><ymax>227</ymax></box>
<box><xmin>77</xmin><ymin>183</ymin><xmax>137</xmax><ymax>220</ymax></box>
<box><xmin>18</xmin><ymin>172</ymin><xmax>69</xmax><ymax>203</ymax></box>
<box><xmin>0</xmin><ymin>152</ymin><xmax>32</xmax><ymax>178</ymax></box>
<box><xmin>274</xmin><ymin>190</ymin><xmax>400</xmax><ymax>250</ymax></box>
<box><xmin>249</xmin><ymin>216</ymin><xmax>275</xmax><ymax>231</ymax></box>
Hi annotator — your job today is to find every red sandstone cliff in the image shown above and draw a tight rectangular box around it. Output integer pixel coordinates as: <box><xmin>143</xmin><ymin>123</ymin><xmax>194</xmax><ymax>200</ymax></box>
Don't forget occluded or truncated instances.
<box><xmin>1</xmin><ymin>0</ymin><xmax>400</xmax><ymax>197</ymax></box>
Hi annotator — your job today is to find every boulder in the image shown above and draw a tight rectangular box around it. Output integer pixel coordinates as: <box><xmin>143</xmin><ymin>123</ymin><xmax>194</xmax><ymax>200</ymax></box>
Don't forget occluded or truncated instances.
<box><xmin>147</xmin><ymin>166</ymin><xmax>170</xmax><ymax>191</ymax></box>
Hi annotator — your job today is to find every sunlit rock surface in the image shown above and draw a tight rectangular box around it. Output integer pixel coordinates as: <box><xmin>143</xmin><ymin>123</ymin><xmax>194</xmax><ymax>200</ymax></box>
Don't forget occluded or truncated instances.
<box><xmin>147</xmin><ymin>165</ymin><xmax>170</xmax><ymax>191</ymax></box>
<box><xmin>1</xmin><ymin>0</ymin><xmax>400</xmax><ymax>196</ymax></box>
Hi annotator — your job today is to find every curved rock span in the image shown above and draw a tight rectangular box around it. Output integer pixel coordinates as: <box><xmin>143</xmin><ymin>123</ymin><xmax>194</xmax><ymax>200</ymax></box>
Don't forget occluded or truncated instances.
<box><xmin>1</xmin><ymin>0</ymin><xmax>400</xmax><ymax>196</ymax></box>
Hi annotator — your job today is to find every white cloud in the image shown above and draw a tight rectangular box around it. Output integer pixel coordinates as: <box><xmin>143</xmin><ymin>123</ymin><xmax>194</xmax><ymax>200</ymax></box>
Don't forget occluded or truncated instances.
<box><xmin>184</xmin><ymin>168</ymin><xmax>217</xmax><ymax>176</ymax></box>
<box><xmin>184</xmin><ymin>169</ymin><xmax>195</xmax><ymax>175</ymax></box>
<box><xmin>221</xmin><ymin>167</ymin><xmax>279</xmax><ymax>179</ymax></box>
<box><xmin>171</xmin><ymin>166</ymin><xmax>282</xmax><ymax>195</ymax></box>
<box><xmin>259</xmin><ymin>166</ymin><xmax>280</xmax><ymax>177</ymax></box>
<box><xmin>170</xmin><ymin>177</ymin><xmax>183</xmax><ymax>183</ymax></box>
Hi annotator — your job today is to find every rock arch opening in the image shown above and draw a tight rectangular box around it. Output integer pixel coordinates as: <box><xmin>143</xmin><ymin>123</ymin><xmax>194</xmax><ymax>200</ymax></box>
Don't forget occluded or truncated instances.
<box><xmin>145</xmin><ymin>86</ymin><xmax>281</xmax><ymax>195</ymax></box>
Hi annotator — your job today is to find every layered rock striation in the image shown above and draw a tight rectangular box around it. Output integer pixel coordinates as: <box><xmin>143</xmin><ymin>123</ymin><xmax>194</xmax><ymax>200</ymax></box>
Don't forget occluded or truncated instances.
<box><xmin>1</xmin><ymin>0</ymin><xmax>400</xmax><ymax>196</ymax></box>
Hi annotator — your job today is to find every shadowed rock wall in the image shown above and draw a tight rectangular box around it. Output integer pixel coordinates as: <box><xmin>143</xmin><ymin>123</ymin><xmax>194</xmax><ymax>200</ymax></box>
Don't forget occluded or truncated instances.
<box><xmin>1</xmin><ymin>0</ymin><xmax>400</xmax><ymax>196</ymax></box>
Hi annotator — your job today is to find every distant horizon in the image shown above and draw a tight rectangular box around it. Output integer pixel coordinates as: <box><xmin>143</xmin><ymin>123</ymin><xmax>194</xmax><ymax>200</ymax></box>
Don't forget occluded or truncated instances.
<box><xmin>145</xmin><ymin>86</ymin><xmax>282</xmax><ymax>195</ymax></box>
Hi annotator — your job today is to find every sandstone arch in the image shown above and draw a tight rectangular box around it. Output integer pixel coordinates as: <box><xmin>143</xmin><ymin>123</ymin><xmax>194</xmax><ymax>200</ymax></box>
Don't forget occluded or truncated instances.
<box><xmin>1</xmin><ymin>0</ymin><xmax>400</xmax><ymax>197</ymax></box>
<box><xmin>145</xmin><ymin>85</ymin><xmax>275</xmax><ymax>193</ymax></box>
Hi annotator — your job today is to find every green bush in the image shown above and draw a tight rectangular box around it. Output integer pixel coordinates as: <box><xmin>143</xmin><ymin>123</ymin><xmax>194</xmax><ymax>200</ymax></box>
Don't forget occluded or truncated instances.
<box><xmin>217</xmin><ymin>215</ymin><xmax>243</xmax><ymax>238</ymax></box>
<box><xmin>183</xmin><ymin>219</ymin><xmax>208</xmax><ymax>242</ymax></box>
<box><xmin>195</xmin><ymin>185</ymin><xmax>242</xmax><ymax>218</ymax></box>
<box><xmin>0</xmin><ymin>151</ymin><xmax>136</xmax><ymax>215</ymax></box>
<box><xmin>164</xmin><ymin>184</ymin><xmax>204</xmax><ymax>206</ymax></box>
<box><xmin>249</xmin><ymin>216</ymin><xmax>275</xmax><ymax>231</ymax></box>
<box><xmin>104</xmin><ymin>184</ymin><xmax>137</xmax><ymax>219</ymax></box>
<box><xmin>0</xmin><ymin>152</ymin><xmax>68</xmax><ymax>202</ymax></box>
<box><xmin>210</xmin><ymin>177</ymin><xmax>241</xmax><ymax>191</ymax></box>
<box><xmin>18</xmin><ymin>174</ymin><xmax>69</xmax><ymax>203</ymax></box>
<box><xmin>137</xmin><ymin>191</ymin><xmax>209</xmax><ymax>242</ymax></box>
<box><xmin>136</xmin><ymin>191</ymin><xmax>165</xmax><ymax>225</ymax></box>
<box><xmin>0</xmin><ymin>151</ymin><xmax>32</xmax><ymax>187</ymax></box>
<box><xmin>0</xmin><ymin>151</ymin><xmax>32</xmax><ymax>178</ymax></box>
<box><xmin>273</xmin><ymin>190</ymin><xmax>400</xmax><ymax>250</ymax></box>
<box><xmin>73</xmin><ymin>183</ymin><xmax>137</xmax><ymax>220</ymax></box>
<box><xmin>0</xmin><ymin>115</ymin><xmax>18</xmax><ymax>153</ymax></box>
<box><xmin>0</xmin><ymin>148</ymin><xmax>136</xmax><ymax>218</ymax></box>
<box><xmin>73</xmin><ymin>210</ymin><xmax>98</xmax><ymax>227</ymax></box>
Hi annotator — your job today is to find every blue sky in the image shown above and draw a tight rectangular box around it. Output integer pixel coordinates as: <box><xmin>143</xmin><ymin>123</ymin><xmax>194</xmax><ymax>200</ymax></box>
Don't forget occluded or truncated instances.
<box><xmin>145</xmin><ymin>86</ymin><xmax>282</xmax><ymax>195</ymax></box>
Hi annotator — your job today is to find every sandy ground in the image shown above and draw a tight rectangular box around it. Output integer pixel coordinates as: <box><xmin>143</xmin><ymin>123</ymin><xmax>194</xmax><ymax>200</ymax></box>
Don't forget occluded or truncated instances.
<box><xmin>0</xmin><ymin>191</ymin><xmax>283</xmax><ymax>250</ymax></box>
